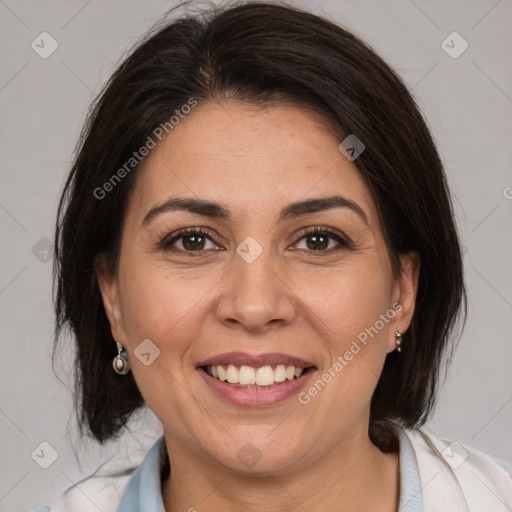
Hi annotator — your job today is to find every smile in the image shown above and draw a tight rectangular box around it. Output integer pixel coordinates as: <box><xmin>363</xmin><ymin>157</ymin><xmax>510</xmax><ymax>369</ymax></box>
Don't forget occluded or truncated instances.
<box><xmin>195</xmin><ymin>351</ymin><xmax>317</xmax><ymax>406</ymax></box>
<box><xmin>204</xmin><ymin>364</ymin><xmax>306</xmax><ymax>387</ymax></box>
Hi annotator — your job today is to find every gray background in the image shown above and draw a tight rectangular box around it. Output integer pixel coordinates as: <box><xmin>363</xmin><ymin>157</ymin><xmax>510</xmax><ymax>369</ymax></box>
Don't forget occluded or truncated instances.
<box><xmin>1</xmin><ymin>0</ymin><xmax>511</xmax><ymax>510</ymax></box>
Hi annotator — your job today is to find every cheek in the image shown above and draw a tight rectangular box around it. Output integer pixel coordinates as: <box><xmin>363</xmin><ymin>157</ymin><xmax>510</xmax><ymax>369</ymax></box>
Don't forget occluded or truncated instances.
<box><xmin>116</xmin><ymin>260</ymin><xmax>220</xmax><ymax>428</ymax></box>
<box><xmin>304</xmin><ymin>260</ymin><xmax>392</xmax><ymax>344</ymax></box>
<box><xmin>301</xmin><ymin>260</ymin><xmax>393</xmax><ymax>401</ymax></box>
<box><xmin>117</xmin><ymin>255</ymin><xmax>222</xmax><ymax>348</ymax></box>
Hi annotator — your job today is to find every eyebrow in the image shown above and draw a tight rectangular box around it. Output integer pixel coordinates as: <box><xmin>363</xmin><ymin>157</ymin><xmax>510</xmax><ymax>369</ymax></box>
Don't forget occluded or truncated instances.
<box><xmin>141</xmin><ymin>195</ymin><xmax>369</xmax><ymax>227</ymax></box>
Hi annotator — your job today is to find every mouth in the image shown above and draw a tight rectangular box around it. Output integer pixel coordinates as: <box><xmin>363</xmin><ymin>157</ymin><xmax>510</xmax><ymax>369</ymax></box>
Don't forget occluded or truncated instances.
<box><xmin>199</xmin><ymin>364</ymin><xmax>313</xmax><ymax>388</ymax></box>
<box><xmin>195</xmin><ymin>352</ymin><xmax>317</xmax><ymax>406</ymax></box>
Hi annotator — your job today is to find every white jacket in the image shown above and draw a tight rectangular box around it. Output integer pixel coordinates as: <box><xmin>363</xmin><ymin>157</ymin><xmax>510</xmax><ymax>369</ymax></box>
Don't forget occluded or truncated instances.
<box><xmin>405</xmin><ymin>425</ymin><xmax>512</xmax><ymax>511</ymax></box>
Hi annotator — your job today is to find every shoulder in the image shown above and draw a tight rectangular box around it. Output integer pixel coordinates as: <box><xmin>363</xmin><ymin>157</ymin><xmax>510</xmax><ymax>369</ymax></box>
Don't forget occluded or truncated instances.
<box><xmin>30</xmin><ymin>473</ymin><xmax>132</xmax><ymax>512</ymax></box>
<box><xmin>29</xmin><ymin>423</ymin><xmax>165</xmax><ymax>512</ymax></box>
<box><xmin>401</xmin><ymin>424</ymin><xmax>512</xmax><ymax>512</ymax></box>
<box><xmin>30</xmin><ymin>429</ymin><xmax>166</xmax><ymax>512</ymax></box>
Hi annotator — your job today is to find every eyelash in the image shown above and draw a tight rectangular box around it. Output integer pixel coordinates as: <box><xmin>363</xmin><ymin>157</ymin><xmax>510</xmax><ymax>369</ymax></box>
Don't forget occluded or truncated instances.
<box><xmin>159</xmin><ymin>226</ymin><xmax>352</xmax><ymax>256</ymax></box>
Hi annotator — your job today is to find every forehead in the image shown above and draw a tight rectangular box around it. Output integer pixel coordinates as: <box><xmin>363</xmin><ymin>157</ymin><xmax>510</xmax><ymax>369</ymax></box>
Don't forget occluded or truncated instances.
<box><xmin>128</xmin><ymin>101</ymin><xmax>376</xmax><ymax>225</ymax></box>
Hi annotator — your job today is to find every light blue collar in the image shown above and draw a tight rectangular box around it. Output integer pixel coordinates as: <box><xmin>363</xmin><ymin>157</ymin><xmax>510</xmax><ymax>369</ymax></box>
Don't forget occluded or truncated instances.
<box><xmin>115</xmin><ymin>435</ymin><xmax>166</xmax><ymax>511</ymax></box>
<box><xmin>388</xmin><ymin>422</ymin><xmax>423</xmax><ymax>511</ymax></box>
<box><xmin>116</xmin><ymin>422</ymin><xmax>423</xmax><ymax>511</ymax></box>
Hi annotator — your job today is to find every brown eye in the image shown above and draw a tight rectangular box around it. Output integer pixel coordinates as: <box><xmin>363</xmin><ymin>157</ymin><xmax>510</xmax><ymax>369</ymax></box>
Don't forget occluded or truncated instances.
<box><xmin>293</xmin><ymin>227</ymin><xmax>351</xmax><ymax>253</ymax></box>
<box><xmin>303</xmin><ymin>233</ymin><xmax>330</xmax><ymax>250</ymax></box>
<box><xmin>180</xmin><ymin>233</ymin><xmax>207</xmax><ymax>251</ymax></box>
<box><xmin>161</xmin><ymin>228</ymin><xmax>221</xmax><ymax>252</ymax></box>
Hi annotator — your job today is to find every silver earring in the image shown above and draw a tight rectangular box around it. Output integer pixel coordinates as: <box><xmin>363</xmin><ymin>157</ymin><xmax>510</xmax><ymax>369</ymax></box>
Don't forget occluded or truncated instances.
<box><xmin>113</xmin><ymin>342</ymin><xmax>130</xmax><ymax>374</ymax></box>
<box><xmin>395</xmin><ymin>331</ymin><xmax>403</xmax><ymax>352</ymax></box>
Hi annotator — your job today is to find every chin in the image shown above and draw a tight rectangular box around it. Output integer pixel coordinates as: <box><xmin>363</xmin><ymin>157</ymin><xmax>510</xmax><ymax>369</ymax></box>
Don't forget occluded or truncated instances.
<box><xmin>206</xmin><ymin>431</ymin><xmax>307</xmax><ymax>474</ymax></box>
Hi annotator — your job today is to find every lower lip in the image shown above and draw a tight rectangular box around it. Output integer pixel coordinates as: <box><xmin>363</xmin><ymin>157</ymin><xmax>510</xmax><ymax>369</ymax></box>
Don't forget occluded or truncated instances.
<box><xmin>197</xmin><ymin>367</ymin><xmax>317</xmax><ymax>406</ymax></box>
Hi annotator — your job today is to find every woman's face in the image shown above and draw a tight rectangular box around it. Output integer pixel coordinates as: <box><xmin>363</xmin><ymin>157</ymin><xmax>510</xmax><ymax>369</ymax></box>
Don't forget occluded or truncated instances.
<box><xmin>98</xmin><ymin>100</ymin><xmax>418</xmax><ymax>472</ymax></box>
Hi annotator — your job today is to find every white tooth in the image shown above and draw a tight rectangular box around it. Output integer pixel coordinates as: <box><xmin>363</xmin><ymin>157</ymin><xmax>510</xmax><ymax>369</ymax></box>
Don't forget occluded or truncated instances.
<box><xmin>217</xmin><ymin>365</ymin><xmax>227</xmax><ymax>381</ymax></box>
<box><xmin>286</xmin><ymin>366</ymin><xmax>295</xmax><ymax>380</ymax></box>
<box><xmin>211</xmin><ymin>365</ymin><xmax>218</xmax><ymax>379</ymax></box>
<box><xmin>274</xmin><ymin>365</ymin><xmax>287</xmax><ymax>382</ymax></box>
<box><xmin>239</xmin><ymin>365</ymin><xmax>256</xmax><ymax>385</ymax></box>
<box><xmin>294</xmin><ymin>367</ymin><xmax>303</xmax><ymax>378</ymax></box>
<box><xmin>226</xmin><ymin>364</ymin><xmax>239</xmax><ymax>384</ymax></box>
<box><xmin>256</xmin><ymin>366</ymin><xmax>275</xmax><ymax>386</ymax></box>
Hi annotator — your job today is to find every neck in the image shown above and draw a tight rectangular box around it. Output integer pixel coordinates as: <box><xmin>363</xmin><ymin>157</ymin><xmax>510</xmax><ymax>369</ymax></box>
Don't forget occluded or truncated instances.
<box><xmin>161</xmin><ymin>422</ymin><xmax>400</xmax><ymax>512</ymax></box>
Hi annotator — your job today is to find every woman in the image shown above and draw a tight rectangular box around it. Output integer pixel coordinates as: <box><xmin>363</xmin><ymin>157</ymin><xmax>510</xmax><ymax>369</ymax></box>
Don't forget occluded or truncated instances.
<box><xmin>36</xmin><ymin>2</ymin><xmax>511</xmax><ymax>511</ymax></box>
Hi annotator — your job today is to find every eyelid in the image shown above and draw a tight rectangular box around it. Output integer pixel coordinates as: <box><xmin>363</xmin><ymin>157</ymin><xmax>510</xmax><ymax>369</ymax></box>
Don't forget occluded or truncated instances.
<box><xmin>290</xmin><ymin>226</ymin><xmax>353</xmax><ymax>251</ymax></box>
<box><xmin>159</xmin><ymin>225</ymin><xmax>352</xmax><ymax>252</ymax></box>
<box><xmin>159</xmin><ymin>226</ymin><xmax>222</xmax><ymax>251</ymax></box>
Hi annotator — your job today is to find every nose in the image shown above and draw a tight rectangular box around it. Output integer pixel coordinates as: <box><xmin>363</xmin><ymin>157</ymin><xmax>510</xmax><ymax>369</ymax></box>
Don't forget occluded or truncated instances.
<box><xmin>215</xmin><ymin>246</ymin><xmax>297</xmax><ymax>334</ymax></box>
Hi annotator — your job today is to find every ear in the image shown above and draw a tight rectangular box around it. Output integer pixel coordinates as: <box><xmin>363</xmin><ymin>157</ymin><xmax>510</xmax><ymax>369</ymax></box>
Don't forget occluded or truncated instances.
<box><xmin>387</xmin><ymin>251</ymin><xmax>420</xmax><ymax>353</ymax></box>
<box><xmin>94</xmin><ymin>254</ymin><xmax>127</xmax><ymax>346</ymax></box>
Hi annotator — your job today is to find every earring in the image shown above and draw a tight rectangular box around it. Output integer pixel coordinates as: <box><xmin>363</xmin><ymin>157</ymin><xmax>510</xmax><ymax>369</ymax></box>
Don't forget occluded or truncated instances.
<box><xmin>113</xmin><ymin>342</ymin><xmax>130</xmax><ymax>374</ymax></box>
<box><xmin>395</xmin><ymin>331</ymin><xmax>403</xmax><ymax>352</ymax></box>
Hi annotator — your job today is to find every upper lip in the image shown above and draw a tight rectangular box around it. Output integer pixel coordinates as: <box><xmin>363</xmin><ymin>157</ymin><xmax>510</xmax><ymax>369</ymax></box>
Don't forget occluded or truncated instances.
<box><xmin>196</xmin><ymin>352</ymin><xmax>316</xmax><ymax>369</ymax></box>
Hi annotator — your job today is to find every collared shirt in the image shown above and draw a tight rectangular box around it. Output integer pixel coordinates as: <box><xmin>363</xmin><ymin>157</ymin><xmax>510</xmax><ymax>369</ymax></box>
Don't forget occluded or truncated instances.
<box><xmin>114</xmin><ymin>422</ymin><xmax>423</xmax><ymax>512</ymax></box>
<box><xmin>33</xmin><ymin>422</ymin><xmax>512</xmax><ymax>511</ymax></box>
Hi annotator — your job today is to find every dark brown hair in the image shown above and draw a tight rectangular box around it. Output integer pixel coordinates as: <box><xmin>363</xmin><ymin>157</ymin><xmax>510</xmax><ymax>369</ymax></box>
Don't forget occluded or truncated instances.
<box><xmin>54</xmin><ymin>1</ymin><xmax>466</xmax><ymax>447</ymax></box>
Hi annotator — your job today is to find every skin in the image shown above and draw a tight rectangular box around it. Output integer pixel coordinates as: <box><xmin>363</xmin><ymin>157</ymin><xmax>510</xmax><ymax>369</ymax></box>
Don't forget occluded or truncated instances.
<box><xmin>97</xmin><ymin>100</ymin><xmax>420</xmax><ymax>512</ymax></box>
